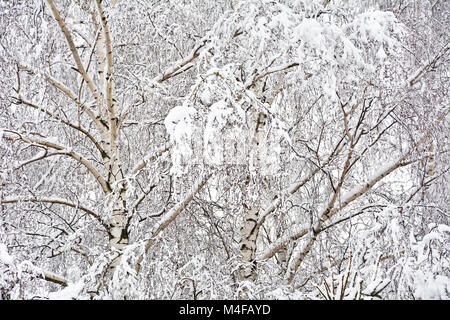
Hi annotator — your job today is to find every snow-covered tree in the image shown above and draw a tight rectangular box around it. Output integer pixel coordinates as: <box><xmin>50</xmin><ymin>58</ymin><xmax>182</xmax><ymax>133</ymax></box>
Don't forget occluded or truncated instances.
<box><xmin>0</xmin><ymin>0</ymin><xmax>448</xmax><ymax>299</ymax></box>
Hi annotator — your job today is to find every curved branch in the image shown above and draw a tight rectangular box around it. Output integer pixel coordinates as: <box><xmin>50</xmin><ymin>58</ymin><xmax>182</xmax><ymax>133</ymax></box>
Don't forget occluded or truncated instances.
<box><xmin>3</xmin><ymin>131</ymin><xmax>110</xmax><ymax>193</ymax></box>
<box><xmin>14</xmin><ymin>97</ymin><xmax>107</xmax><ymax>159</ymax></box>
<box><xmin>1</xmin><ymin>197</ymin><xmax>107</xmax><ymax>230</ymax></box>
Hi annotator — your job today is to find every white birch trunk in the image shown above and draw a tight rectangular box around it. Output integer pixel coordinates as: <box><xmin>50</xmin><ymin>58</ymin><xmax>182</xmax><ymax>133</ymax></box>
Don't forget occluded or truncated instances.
<box><xmin>238</xmin><ymin>112</ymin><xmax>267</xmax><ymax>284</ymax></box>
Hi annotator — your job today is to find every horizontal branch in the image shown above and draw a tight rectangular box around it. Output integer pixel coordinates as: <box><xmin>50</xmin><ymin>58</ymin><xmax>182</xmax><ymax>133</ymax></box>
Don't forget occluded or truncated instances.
<box><xmin>41</xmin><ymin>271</ymin><xmax>69</xmax><ymax>287</ymax></box>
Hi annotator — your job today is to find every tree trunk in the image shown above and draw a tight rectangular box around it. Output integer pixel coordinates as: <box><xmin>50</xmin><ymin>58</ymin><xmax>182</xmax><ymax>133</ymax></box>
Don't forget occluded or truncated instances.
<box><xmin>238</xmin><ymin>112</ymin><xmax>267</xmax><ymax>286</ymax></box>
<box><xmin>239</xmin><ymin>194</ymin><xmax>259</xmax><ymax>283</ymax></box>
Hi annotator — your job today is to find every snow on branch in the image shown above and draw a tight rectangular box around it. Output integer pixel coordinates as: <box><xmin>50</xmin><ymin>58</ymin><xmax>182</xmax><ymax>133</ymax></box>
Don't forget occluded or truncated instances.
<box><xmin>408</xmin><ymin>43</ymin><xmax>449</xmax><ymax>86</ymax></box>
<box><xmin>152</xmin><ymin>38</ymin><xmax>209</xmax><ymax>85</ymax></box>
<box><xmin>1</xmin><ymin>197</ymin><xmax>107</xmax><ymax>230</ymax></box>
<box><xmin>131</xmin><ymin>145</ymin><xmax>170</xmax><ymax>176</ymax></box>
<box><xmin>46</xmin><ymin>0</ymin><xmax>101</xmax><ymax>109</ymax></box>
<box><xmin>2</xmin><ymin>130</ymin><xmax>110</xmax><ymax>194</ymax></box>
<box><xmin>135</xmin><ymin>171</ymin><xmax>213</xmax><ymax>273</ymax></box>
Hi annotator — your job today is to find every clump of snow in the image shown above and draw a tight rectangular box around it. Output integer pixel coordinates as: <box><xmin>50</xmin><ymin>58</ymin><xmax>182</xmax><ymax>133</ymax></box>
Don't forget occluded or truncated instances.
<box><xmin>351</xmin><ymin>10</ymin><xmax>398</xmax><ymax>44</ymax></box>
<box><xmin>204</xmin><ymin>99</ymin><xmax>233</xmax><ymax>165</ymax></box>
<box><xmin>48</xmin><ymin>279</ymin><xmax>85</xmax><ymax>300</ymax></box>
<box><xmin>414</xmin><ymin>272</ymin><xmax>450</xmax><ymax>300</ymax></box>
<box><xmin>199</xmin><ymin>88</ymin><xmax>213</xmax><ymax>107</ymax></box>
<box><xmin>164</xmin><ymin>105</ymin><xmax>197</xmax><ymax>141</ymax></box>
<box><xmin>0</xmin><ymin>243</ymin><xmax>13</xmax><ymax>265</ymax></box>
<box><xmin>164</xmin><ymin>105</ymin><xmax>197</xmax><ymax>175</ymax></box>
<box><xmin>376</xmin><ymin>45</ymin><xmax>387</xmax><ymax>61</ymax></box>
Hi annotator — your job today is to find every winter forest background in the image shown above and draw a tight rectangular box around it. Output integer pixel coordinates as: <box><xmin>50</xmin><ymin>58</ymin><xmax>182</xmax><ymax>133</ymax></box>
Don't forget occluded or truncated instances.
<box><xmin>0</xmin><ymin>0</ymin><xmax>448</xmax><ymax>300</ymax></box>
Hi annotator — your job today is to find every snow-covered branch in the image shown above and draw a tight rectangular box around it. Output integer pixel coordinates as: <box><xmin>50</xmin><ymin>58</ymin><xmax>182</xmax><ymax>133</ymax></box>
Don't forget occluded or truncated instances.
<box><xmin>152</xmin><ymin>38</ymin><xmax>209</xmax><ymax>84</ymax></box>
<box><xmin>46</xmin><ymin>0</ymin><xmax>101</xmax><ymax>109</ymax></box>
<box><xmin>135</xmin><ymin>171</ymin><xmax>212</xmax><ymax>273</ymax></box>
<box><xmin>1</xmin><ymin>197</ymin><xmax>106</xmax><ymax>229</ymax></box>
<box><xmin>408</xmin><ymin>42</ymin><xmax>449</xmax><ymax>86</ymax></box>
<box><xmin>3</xmin><ymin>131</ymin><xmax>110</xmax><ymax>193</ymax></box>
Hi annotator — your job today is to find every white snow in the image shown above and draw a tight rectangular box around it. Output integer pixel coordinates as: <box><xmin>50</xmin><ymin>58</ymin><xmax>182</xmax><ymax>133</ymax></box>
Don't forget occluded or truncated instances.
<box><xmin>0</xmin><ymin>243</ymin><xmax>14</xmax><ymax>265</ymax></box>
<box><xmin>376</xmin><ymin>45</ymin><xmax>387</xmax><ymax>61</ymax></box>
<box><xmin>164</xmin><ymin>105</ymin><xmax>197</xmax><ymax>174</ymax></box>
<box><xmin>203</xmin><ymin>99</ymin><xmax>233</xmax><ymax>165</ymax></box>
<box><xmin>200</xmin><ymin>88</ymin><xmax>213</xmax><ymax>107</ymax></box>
<box><xmin>164</xmin><ymin>105</ymin><xmax>197</xmax><ymax>144</ymax></box>
<box><xmin>48</xmin><ymin>279</ymin><xmax>85</xmax><ymax>300</ymax></box>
